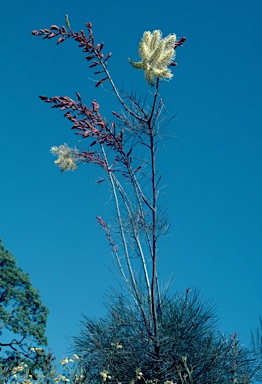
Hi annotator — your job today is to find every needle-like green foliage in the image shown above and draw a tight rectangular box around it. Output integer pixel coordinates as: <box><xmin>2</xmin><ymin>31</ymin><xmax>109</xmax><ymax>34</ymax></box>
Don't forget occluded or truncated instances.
<box><xmin>73</xmin><ymin>290</ymin><xmax>260</xmax><ymax>383</ymax></box>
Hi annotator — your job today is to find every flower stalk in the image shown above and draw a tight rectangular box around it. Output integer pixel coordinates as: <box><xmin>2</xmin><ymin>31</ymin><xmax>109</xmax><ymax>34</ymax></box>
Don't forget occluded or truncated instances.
<box><xmin>33</xmin><ymin>16</ymin><xmax>185</xmax><ymax>359</ymax></box>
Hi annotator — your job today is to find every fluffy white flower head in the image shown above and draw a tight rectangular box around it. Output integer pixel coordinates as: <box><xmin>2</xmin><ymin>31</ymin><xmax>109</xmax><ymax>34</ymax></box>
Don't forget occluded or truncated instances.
<box><xmin>50</xmin><ymin>144</ymin><xmax>77</xmax><ymax>172</ymax></box>
<box><xmin>128</xmin><ymin>30</ymin><xmax>177</xmax><ymax>86</ymax></box>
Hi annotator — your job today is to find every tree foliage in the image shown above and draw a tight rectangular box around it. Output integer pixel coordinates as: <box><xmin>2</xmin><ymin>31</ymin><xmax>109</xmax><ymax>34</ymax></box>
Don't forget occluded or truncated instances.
<box><xmin>0</xmin><ymin>239</ymin><xmax>49</xmax><ymax>373</ymax></box>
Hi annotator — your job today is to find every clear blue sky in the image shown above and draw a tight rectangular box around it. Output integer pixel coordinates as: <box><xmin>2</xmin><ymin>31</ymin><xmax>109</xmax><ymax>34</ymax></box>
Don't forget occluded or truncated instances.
<box><xmin>1</xmin><ymin>0</ymin><xmax>261</xmax><ymax>363</ymax></box>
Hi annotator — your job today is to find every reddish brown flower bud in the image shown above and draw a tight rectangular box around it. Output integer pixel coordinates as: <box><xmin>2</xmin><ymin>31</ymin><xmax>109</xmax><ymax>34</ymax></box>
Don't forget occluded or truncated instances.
<box><xmin>89</xmin><ymin>61</ymin><xmax>99</xmax><ymax>68</ymax></box>
<box><xmin>175</xmin><ymin>37</ymin><xmax>186</xmax><ymax>47</ymax></box>
<box><xmin>95</xmin><ymin>78</ymin><xmax>107</xmax><ymax>87</ymax></box>
<box><xmin>96</xmin><ymin>216</ymin><xmax>106</xmax><ymax>227</ymax></box>
<box><xmin>96</xmin><ymin>179</ymin><xmax>105</xmax><ymax>184</ymax></box>
<box><xmin>112</xmin><ymin>111</ymin><xmax>121</xmax><ymax>118</ymax></box>
<box><xmin>104</xmin><ymin>52</ymin><xmax>112</xmax><ymax>62</ymax></box>
<box><xmin>92</xmin><ymin>100</ymin><xmax>100</xmax><ymax>112</ymax></box>
<box><xmin>50</xmin><ymin>25</ymin><xmax>60</xmax><ymax>31</ymax></box>
<box><xmin>57</xmin><ymin>36</ymin><xmax>65</xmax><ymax>45</ymax></box>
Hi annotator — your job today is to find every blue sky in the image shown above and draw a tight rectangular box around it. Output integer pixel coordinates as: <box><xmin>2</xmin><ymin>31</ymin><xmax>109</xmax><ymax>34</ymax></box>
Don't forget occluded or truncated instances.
<box><xmin>1</xmin><ymin>0</ymin><xmax>262</xmax><ymax>363</ymax></box>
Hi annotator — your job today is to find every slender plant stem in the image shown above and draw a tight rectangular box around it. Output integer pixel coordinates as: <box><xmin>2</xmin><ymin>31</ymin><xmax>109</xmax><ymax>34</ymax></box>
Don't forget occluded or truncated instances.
<box><xmin>147</xmin><ymin>79</ymin><xmax>160</xmax><ymax>352</ymax></box>
<box><xmin>100</xmin><ymin>144</ymin><xmax>151</xmax><ymax>336</ymax></box>
<box><xmin>111</xmin><ymin>173</ymin><xmax>152</xmax><ymax>306</ymax></box>
<box><xmin>94</xmin><ymin>49</ymin><xmax>147</xmax><ymax>123</ymax></box>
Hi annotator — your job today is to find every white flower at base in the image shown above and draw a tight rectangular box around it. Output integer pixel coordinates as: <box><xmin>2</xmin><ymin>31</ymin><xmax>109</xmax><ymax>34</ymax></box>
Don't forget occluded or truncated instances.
<box><xmin>51</xmin><ymin>144</ymin><xmax>77</xmax><ymax>172</ymax></box>
<box><xmin>128</xmin><ymin>30</ymin><xmax>177</xmax><ymax>86</ymax></box>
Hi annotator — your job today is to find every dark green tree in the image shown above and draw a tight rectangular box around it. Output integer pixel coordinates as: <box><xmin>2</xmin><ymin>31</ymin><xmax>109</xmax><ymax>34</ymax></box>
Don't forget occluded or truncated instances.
<box><xmin>0</xmin><ymin>239</ymin><xmax>49</xmax><ymax>375</ymax></box>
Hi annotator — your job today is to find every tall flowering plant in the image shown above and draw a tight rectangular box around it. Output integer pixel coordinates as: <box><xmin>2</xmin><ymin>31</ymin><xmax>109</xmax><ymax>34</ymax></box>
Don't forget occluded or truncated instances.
<box><xmin>31</xmin><ymin>17</ymin><xmax>262</xmax><ymax>384</ymax></box>
<box><xmin>32</xmin><ymin>17</ymin><xmax>185</xmax><ymax>357</ymax></box>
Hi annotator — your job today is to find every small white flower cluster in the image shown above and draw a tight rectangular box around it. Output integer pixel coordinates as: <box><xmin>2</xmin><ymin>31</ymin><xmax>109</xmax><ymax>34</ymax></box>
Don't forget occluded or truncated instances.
<box><xmin>54</xmin><ymin>374</ymin><xmax>70</xmax><ymax>382</ymax></box>
<box><xmin>12</xmin><ymin>361</ymin><xmax>28</xmax><ymax>378</ymax></box>
<box><xmin>60</xmin><ymin>353</ymin><xmax>80</xmax><ymax>365</ymax></box>
<box><xmin>30</xmin><ymin>347</ymin><xmax>43</xmax><ymax>354</ymax></box>
<box><xmin>100</xmin><ymin>369</ymin><xmax>112</xmax><ymax>382</ymax></box>
<box><xmin>53</xmin><ymin>354</ymin><xmax>82</xmax><ymax>382</ymax></box>
<box><xmin>128</xmin><ymin>30</ymin><xmax>177</xmax><ymax>86</ymax></box>
<box><xmin>136</xmin><ymin>370</ymin><xmax>143</xmax><ymax>380</ymax></box>
<box><xmin>111</xmin><ymin>341</ymin><xmax>123</xmax><ymax>349</ymax></box>
<box><xmin>50</xmin><ymin>144</ymin><xmax>78</xmax><ymax>172</ymax></box>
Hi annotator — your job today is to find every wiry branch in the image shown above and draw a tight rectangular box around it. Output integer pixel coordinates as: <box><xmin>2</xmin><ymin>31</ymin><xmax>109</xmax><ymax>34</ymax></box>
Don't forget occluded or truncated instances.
<box><xmin>100</xmin><ymin>144</ymin><xmax>152</xmax><ymax>337</ymax></box>
<box><xmin>110</xmin><ymin>173</ymin><xmax>152</xmax><ymax>302</ymax></box>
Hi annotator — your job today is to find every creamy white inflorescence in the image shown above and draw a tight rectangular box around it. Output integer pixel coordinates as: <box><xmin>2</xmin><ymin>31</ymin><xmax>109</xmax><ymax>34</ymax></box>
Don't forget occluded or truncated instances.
<box><xmin>50</xmin><ymin>144</ymin><xmax>78</xmax><ymax>172</ymax></box>
<box><xmin>128</xmin><ymin>30</ymin><xmax>177</xmax><ymax>86</ymax></box>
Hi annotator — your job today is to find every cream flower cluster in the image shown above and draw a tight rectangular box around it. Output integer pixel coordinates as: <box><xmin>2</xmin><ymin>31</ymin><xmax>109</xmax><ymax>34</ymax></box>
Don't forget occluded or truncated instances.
<box><xmin>54</xmin><ymin>374</ymin><xmax>70</xmax><ymax>382</ymax></box>
<box><xmin>111</xmin><ymin>341</ymin><xmax>123</xmax><ymax>349</ymax></box>
<box><xmin>60</xmin><ymin>353</ymin><xmax>80</xmax><ymax>365</ymax></box>
<box><xmin>30</xmin><ymin>347</ymin><xmax>43</xmax><ymax>354</ymax></box>
<box><xmin>50</xmin><ymin>144</ymin><xmax>78</xmax><ymax>172</ymax></box>
<box><xmin>128</xmin><ymin>30</ymin><xmax>176</xmax><ymax>86</ymax></box>
<box><xmin>100</xmin><ymin>369</ymin><xmax>112</xmax><ymax>382</ymax></box>
<box><xmin>12</xmin><ymin>362</ymin><xmax>27</xmax><ymax>375</ymax></box>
